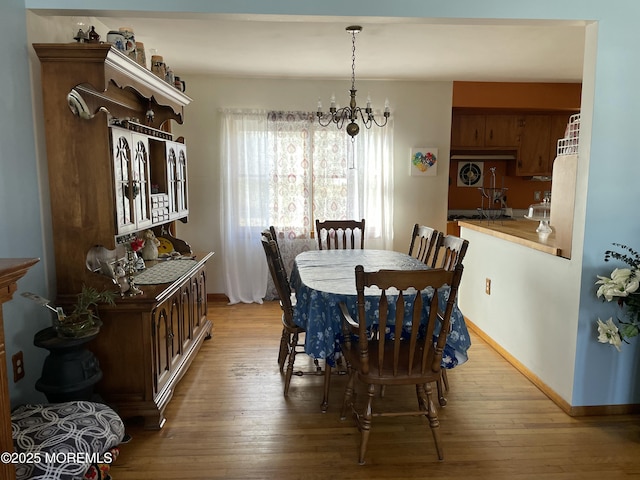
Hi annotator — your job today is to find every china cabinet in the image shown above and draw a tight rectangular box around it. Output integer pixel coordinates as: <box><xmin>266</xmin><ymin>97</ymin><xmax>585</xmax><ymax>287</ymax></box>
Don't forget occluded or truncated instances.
<box><xmin>90</xmin><ymin>254</ymin><xmax>211</xmax><ymax>429</ymax></box>
<box><xmin>151</xmin><ymin>140</ymin><xmax>189</xmax><ymax>221</ymax></box>
<box><xmin>111</xmin><ymin>128</ymin><xmax>154</xmax><ymax>235</ymax></box>
<box><xmin>33</xmin><ymin>43</ymin><xmax>211</xmax><ymax>428</ymax></box>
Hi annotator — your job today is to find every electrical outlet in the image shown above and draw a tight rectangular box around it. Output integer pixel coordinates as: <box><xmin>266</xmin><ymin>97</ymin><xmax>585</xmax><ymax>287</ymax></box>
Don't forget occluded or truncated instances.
<box><xmin>12</xmin><ymin>351</ymin><xmax>25</xmax><ymax>382</ymax></box>
<box><xmin>534</xmin><ymin>191</ymin><xmax>542</xmax><ymax>201</ymax></box>
<box><xmin>485</xmin><ymin>278</ymin><xmax>491</xmax><ymax>295</ymax></box>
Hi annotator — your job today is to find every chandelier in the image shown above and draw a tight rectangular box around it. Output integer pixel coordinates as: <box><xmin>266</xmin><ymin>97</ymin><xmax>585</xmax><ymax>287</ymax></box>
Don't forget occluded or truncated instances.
<box><xmin>316</xmin><ymin>25</ymin><xmax>390</xmax><ymax>138</ymax></box>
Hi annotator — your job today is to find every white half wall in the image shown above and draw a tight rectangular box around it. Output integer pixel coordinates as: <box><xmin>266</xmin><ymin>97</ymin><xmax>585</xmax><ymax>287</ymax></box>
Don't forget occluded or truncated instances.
<box><xmin>458</xmin><ymin>226</ymin><xmax>582</xmax><ymax>404</ymax></box>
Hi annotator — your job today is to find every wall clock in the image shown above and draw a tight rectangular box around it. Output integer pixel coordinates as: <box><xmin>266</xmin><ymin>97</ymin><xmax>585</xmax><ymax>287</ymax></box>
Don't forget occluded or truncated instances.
<box><xmin>457</xmin><ymin>161</ymin><xmax>484</xmax><ymax>187</ymax></box>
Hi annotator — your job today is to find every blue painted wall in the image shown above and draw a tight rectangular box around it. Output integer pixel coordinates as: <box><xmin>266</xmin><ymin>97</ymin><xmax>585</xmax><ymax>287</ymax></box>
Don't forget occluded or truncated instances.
<box><xmin>10</xmin><ymin>0</ymin><xmax>640</xmax><ymax>407</ymax></box>
<box><xmin>0</xmin><ymin>0</ymin><xmax>50</xmax><ymax>405</ymax></box>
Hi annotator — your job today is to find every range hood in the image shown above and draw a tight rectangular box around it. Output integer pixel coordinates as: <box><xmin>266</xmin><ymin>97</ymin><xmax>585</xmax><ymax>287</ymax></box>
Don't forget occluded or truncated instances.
<box><xmin>451</xmin><ymin>152</ymin><xmax>552</xmax><ymax>181</ymax></box>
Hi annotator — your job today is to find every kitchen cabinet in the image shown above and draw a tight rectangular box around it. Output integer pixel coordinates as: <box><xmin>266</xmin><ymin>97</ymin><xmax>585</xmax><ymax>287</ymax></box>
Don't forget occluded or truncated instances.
<box><xmin>452</xmin><ymin>110</ymin><xmax>576</xmax><ymax>177</ymax></box>
<box><xmin>451</xmin><ymin>114</ymin><xmax>485</xmax><ymax>147</ymax></box>
<box><xmin>485</xmin><ymin>115</ymin><xmax>521</xmax><ymax>147</ymax></box>
<box><xmin>33</xmin><ymin>43</ymin><xmax>212</xmax><ymax>428</ymax></box>
<box><xmin>447</xmin><ymin>221</ymin><xmax>461</xmax><ymax>237</ymax></box>
<box><xmin>510</xmin><ymin>113</ymin><xmax>573</xmax><ymax>176</ymax></box>
<box><xmin>451</xmin><ymin>113</ymin><xmax>520</xmax><ymax>148</ymax></box>
<box><xmin>513</xmin><ymin>115</ymin><xmax>551</xmax><ymax>176</ymax></box>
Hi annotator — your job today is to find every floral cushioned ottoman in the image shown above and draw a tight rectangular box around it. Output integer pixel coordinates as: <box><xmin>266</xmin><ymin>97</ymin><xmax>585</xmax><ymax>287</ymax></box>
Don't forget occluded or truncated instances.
<box><xmin>11</xmin><ymin>401</ymin><xmax>125</xmax><ymax>480</ymax></box>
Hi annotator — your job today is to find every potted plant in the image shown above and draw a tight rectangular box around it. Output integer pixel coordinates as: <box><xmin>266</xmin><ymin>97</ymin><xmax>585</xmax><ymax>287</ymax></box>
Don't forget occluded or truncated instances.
<box><xmin>53</xmin><ymin>285</ymin><xmax>117</xmax><ymax>339</ymax></box>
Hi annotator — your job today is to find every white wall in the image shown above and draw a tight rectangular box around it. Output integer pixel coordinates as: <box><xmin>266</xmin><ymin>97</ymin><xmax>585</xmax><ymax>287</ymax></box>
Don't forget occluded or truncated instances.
<box><xmin>459</xmin><ymin>228</ymin><xmax>581</xmax><ymax>403</ymax></box>
<box><xmin>175</xmin><ymin>76</ymin><xmax>453</xmax><ymax>293</ymax></box>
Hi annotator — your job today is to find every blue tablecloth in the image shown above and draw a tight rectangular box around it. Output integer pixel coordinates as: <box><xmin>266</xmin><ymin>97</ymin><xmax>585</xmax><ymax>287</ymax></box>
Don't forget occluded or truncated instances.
<box><xmin>290</xmin><ymin>249</ymin><xmax>471</xmax><ymax>367</ymax></box>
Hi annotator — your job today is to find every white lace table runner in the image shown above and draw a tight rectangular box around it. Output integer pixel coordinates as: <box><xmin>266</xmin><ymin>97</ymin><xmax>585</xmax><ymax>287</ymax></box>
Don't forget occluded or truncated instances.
<box><xmin>134</xmin><ymin>259</ymin><xmax>198</xmax><ymax>285</ymax></box>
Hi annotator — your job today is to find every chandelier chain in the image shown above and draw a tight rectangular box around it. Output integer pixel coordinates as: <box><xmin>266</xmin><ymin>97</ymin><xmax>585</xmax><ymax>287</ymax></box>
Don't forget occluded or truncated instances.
<box><xmin>351</xmin><ymin>30</ymin><xmax>357</xmax><ymax>91</ymax></box>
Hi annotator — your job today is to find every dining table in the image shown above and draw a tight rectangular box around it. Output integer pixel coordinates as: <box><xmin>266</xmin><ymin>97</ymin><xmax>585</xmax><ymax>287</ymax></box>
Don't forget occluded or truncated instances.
<box><xmin>289</xmin><ymin>249</ymin><xmax>471</xmax><ymax>368</ymax></box>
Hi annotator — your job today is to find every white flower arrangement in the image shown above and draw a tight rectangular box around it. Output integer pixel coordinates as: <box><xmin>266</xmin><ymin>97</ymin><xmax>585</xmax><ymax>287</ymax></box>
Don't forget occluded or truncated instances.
<box><xmin>595</xmin><ymin>244</ymin><xmax>640</xmax><ymax>351</ymax></box>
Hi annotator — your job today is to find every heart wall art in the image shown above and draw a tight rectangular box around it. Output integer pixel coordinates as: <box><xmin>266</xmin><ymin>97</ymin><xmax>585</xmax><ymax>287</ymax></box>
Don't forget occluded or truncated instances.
<box><xmin>410</xmin><ymin>147</ymin><xmax>438</xmax><ymax>176</ymax></box>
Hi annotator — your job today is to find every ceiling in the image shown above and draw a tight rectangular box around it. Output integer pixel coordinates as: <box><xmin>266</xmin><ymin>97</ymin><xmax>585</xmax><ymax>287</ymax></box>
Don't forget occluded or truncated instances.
<box><xmin>56</xmin><ymin>13</ymin><xmax>586</xmax><ymax>82</ymax></box>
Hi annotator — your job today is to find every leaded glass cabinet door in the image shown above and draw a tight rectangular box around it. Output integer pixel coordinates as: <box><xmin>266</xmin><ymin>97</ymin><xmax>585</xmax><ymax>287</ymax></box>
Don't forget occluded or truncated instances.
<box><xmin>111</xmin><ymin>128</ymin><xmax>135</xmax><ymax>234</ymax></box>
<box><xmin>166</xmin><ymin>144</ymin><xmax>178</xmax><ymax>220</ymax></box>
<box><xmin>130</xmin><ymin>133</ymin><xmax>153</xmax><ymax>231</ymax></box>
<box><xmin>175</xmin><ymin>144</ymin><xmax>188</xmax><ymax>218</ymax></box>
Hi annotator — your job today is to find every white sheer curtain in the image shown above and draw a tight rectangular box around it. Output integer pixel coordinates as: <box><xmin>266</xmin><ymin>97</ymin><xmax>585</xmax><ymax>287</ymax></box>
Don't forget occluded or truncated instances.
<box><xmin>220</xmin><ymin>109</ymin><xmax>394</xmax><ymax>304</ymax></box>
<box><xmin>220</xmin><ymin>110</ymin><xmax>271</xmax><ymax>304</ymax></box>
<box><xmin>351</xmin><ymin>118</ymin><xmax>394</xmax><ymax>250</ymax></box>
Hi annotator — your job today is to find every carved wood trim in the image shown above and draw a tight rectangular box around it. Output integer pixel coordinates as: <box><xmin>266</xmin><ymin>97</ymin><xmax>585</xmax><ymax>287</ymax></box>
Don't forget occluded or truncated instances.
<box><xmin>33</xmin><ymin>43</ymin><xmax>191</xmax><ymax>122</ymax></box>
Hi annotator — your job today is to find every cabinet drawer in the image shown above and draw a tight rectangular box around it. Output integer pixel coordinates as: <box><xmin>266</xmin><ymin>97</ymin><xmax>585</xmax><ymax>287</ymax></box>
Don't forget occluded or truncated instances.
<box><xmin>151</xmin><ymin>193</ymin><xmax>169</xmax><ymax>209</ymax></box>
<box><xmin>152</xmin><ymin>210</ymin><xmax>170</xmax><ymax>224</ymax></box>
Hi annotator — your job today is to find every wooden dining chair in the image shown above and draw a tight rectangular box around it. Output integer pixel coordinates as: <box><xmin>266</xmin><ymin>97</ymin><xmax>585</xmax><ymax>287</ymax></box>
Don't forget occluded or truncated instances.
<box><xmin>268</xmin><ymin>226</ymin><xmax>282</xmax><ymax>263</ymax></box>
<box><xmin>260</xmin><ymin>233</ymin><xmax>331</xmax><ymax>410</ymax></box>
<box><xmin>260</xmin><ymin>226</ymin><xmax>282</xmax><ymax>251</ymax></box>
<box><xmin>431</xmin><ymin>234</ymin><xmax>469</xmax><ymax>406</ymax></box>
<box><xmin>432</xmin><ymin>234</ymin><xmax>469</xmax><ymax>271</ymax></box>
<box><xmin>315</xmin><ymin>219</ymin><xmax>365</xmax><ymax>250</ymax></box>
<box><xmin>408</xmin><ymin>224</ymin><xmax>443</xmax><ymax>267</ymax></box>
<box><xmin>338</xmin><ymin>264</ymin><xmax>464</xmax><ymax>464</ymax></box>
<box><xmin>262</xmin><ymin>227</ymin><xmax>289</xmax><ymax>371</ymax></box>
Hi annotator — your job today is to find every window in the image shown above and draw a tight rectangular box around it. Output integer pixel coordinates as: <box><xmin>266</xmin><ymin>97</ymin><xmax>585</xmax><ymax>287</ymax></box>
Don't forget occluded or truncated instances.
<box><xmin>219</xmin><ymin>108</ymin><xmax>393</xmax><ymax>303</ymax></box>
<box><xmin>266</xmin><ymin>111</ymin><xmax>353</xmax><ymax>239</ymax></box>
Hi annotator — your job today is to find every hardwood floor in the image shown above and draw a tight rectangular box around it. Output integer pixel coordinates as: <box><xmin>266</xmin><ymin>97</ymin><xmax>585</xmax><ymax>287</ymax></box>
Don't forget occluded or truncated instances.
<box><xmin>110</xmin><ymin>300</ymin><xmax>640</xmax><ymax>479</ymax></box>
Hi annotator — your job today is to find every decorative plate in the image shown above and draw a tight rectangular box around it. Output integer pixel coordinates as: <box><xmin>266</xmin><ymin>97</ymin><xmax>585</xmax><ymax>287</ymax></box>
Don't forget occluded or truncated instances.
<box><xmin>156</xmin><ymin>237</ymin><xmax>174</xmax><ymax>255</ymax></box>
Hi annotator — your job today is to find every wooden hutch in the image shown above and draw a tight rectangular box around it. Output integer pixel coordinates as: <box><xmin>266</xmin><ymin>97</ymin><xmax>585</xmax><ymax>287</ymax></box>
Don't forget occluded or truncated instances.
<box><xmin>33</xmin><ymin>43</ymin><xmax>212</xmax><ymax>429</ymax></box>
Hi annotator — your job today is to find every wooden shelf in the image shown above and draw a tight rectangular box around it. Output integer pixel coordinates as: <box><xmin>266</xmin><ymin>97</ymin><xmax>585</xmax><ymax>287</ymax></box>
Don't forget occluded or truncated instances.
<box><xmin>33</xmin><ymin>43</ymin><xmax>191</xmax><ymax>120</ymax></box>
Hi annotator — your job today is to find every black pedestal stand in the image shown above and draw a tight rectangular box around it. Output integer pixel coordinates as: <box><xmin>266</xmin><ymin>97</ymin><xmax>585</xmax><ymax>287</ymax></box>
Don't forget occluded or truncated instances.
<box><xmin>34</xmin><ymin>327</ymin><xmax>103</xmax><ymax>403</ymax></box>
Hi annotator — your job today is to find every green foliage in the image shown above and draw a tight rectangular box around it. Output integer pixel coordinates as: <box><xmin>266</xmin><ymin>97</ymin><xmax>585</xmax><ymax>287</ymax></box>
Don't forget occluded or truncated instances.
<box><xmin>619</xmin><ymin>321</ymin><xmax>640</xmax><ymax>340</ymax></box>
<box><xmin>70</xmin><ymin>285</ymin><xmax>116</xmax><ymax>319</ymax></box>
<box><xmin>54</xmin><ymin>285</ymin><xmax>117</xmax><ymax>338</ymax></box>
<box><xmin>604</xmin><ymin>243</ymin><xmax>640</xmax><ymax>269</ymax></box>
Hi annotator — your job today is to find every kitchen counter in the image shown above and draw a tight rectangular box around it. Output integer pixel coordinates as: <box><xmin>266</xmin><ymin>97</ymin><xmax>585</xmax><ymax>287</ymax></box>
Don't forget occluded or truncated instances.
<box><xmin>457</xmin><ymin>219</ymin><xmax>561</xmax><ymax>256</ymax></box>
